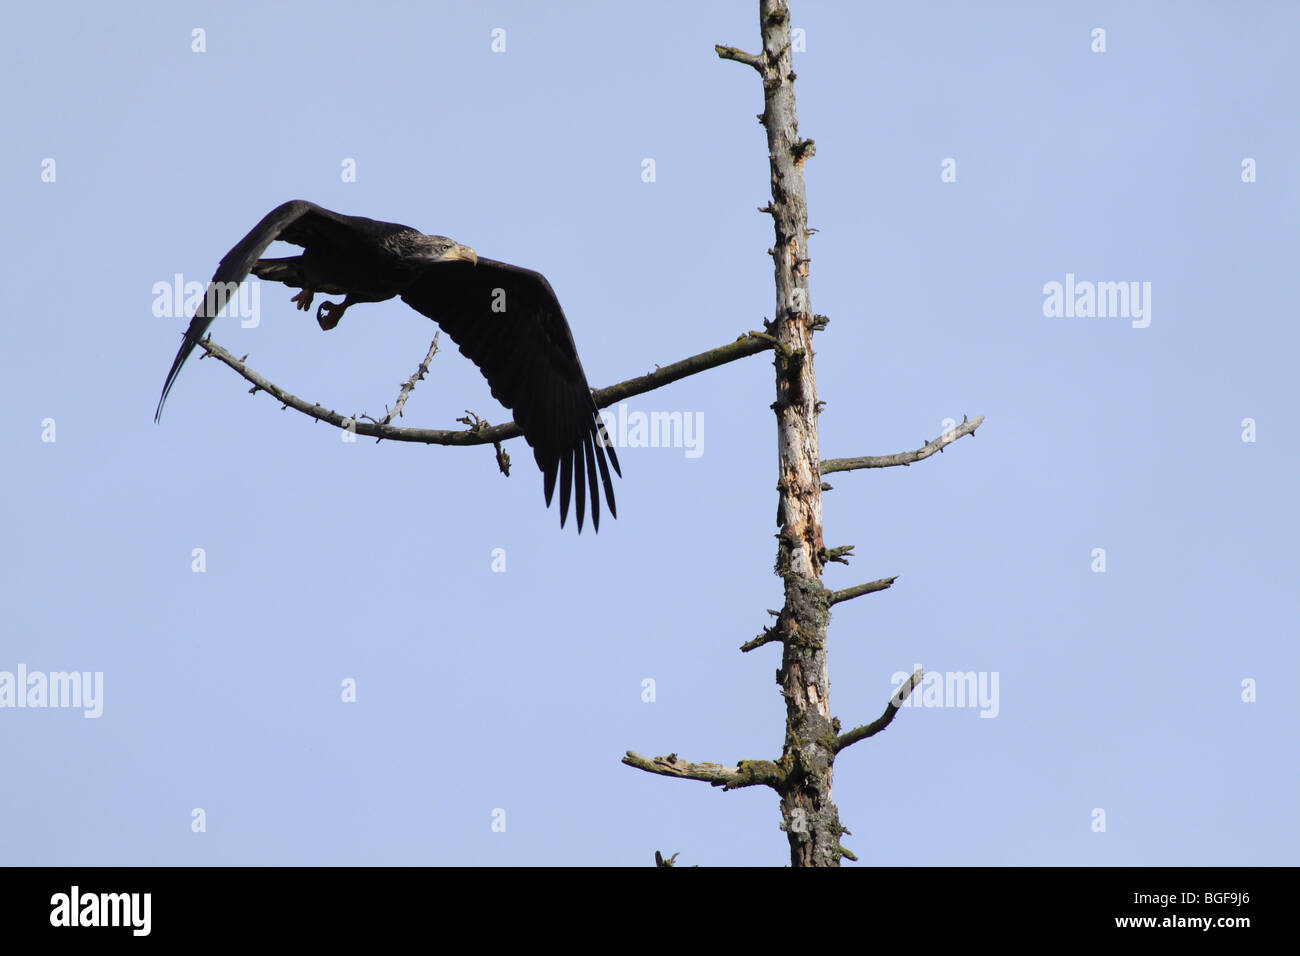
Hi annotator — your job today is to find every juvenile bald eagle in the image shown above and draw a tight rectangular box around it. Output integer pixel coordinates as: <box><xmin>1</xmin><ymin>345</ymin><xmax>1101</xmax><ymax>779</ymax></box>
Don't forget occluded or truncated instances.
<box><xmin>155</xmin><ymin>200</ymin><xmax>620</xmax><ymax>531</ymax></box>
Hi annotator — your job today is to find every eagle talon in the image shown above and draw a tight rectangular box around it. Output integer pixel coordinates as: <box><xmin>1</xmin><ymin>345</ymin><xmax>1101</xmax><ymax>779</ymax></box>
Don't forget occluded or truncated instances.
<box><xmin>317</xmin><ymin>300</ymin><xmax>344</xmax><ymax>330</ymax></box>
<box><xmin>290</xmin><ymin>289</ymin><xmax>315</xmax><ymax>312</ymax></box>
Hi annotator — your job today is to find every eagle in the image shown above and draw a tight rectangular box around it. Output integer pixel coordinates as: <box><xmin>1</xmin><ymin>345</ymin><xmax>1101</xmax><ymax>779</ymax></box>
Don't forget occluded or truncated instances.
<box><xmin>154</xmin><ymin>200</ymin><xmax>620</xmax><ymax>531</ymax></box>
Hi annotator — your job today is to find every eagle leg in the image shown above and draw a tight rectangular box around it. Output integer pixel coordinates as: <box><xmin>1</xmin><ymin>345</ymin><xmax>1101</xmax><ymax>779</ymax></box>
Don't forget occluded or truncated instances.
<box><xmin>290</xmin><ymin>289</ymin><xmax>315</xmax><ymax>312</ymax></box>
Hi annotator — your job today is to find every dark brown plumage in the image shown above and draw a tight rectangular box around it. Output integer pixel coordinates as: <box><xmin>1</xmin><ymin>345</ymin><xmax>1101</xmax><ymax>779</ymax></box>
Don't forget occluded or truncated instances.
<box><xmin>155</xmin><ymin>200</ymin><xmax>619</xmax><ymax>531</ymax></box>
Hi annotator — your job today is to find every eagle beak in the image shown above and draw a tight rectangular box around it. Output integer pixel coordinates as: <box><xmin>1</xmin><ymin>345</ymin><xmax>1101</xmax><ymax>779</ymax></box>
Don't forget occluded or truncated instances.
<box><xmin>446</xmin><ymin>243</ymin><xmax>477</xmax><ymax>265</ymax></box>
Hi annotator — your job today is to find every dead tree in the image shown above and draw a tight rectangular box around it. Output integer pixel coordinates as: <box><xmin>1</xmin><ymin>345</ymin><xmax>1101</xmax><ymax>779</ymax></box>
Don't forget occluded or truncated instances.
<box><xmin>623</xmin><ymin>0</ymin><xmax>982</xmax><ymax>866</ymax></box>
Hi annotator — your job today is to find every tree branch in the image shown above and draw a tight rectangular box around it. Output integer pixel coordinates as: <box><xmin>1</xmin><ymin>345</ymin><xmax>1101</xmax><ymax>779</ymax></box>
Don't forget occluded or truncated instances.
<box><xmin>740</xmin><ymin>627</ymin><xmax>779</xmax><ymax>653</ymax></box>
<box><xmin>826</xmin><ymin>576</ymin><xmax>897</xmax><ymax>606</ymax></box>
<box><xmin>456</xmin><ymin>410</ymin><xmax>510</xmax><ymax>476</ymax></box>
<box><xmin>821</xmin><ymin>414</ymin><xmax>984</xmax><ymax>474</ymax></box>
<box><xmin>831</xmin><ymin>668</ymin><xmax>923</xmax><ymax>754</ymax></box>
<box><xmin>360</xmin><ymin>334</ymin><xmax>440</xmax><ymax>428</ymax></box>
<box><xmin>191</xmin><ymin>330</ymin><xmax>774</xmax><ymax>446</ymax></box>
<box><xmin>742</xmin><ymin>576</ymin><xmax>897</xmax><ymax>651</ymax></box>
<box><xmin>714</xmin><ymin>44</ymin><xmax>764</xmax><ymax>72</ymax></box>
<box><xmin>622</xmin><ymin>752</ymin><xmax>782</xmax><ymax>791</ymax></box>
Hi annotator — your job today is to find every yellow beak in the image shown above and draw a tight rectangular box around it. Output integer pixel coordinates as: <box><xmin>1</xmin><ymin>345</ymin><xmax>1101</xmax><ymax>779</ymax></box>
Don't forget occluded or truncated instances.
<box><xmin>446</xmin><ymin>243</ymin><xmax>478</xmax><ymax>265</ymax></box>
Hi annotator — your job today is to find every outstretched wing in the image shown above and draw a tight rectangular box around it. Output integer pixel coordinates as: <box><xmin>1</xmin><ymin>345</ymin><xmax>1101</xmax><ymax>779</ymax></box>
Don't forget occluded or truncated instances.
<box><xmin>401</xmin><ymin>259</ymin><xmax>620</xmax><ymax>532</ymax></box>
<box><xmin>153</xmin><ymin>200</ymin><xmax>378</xmax><ymax>421</ymax></box>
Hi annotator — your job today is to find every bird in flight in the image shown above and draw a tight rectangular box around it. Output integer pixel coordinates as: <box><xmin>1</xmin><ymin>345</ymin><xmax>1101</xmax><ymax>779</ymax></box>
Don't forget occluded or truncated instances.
<box><xmin>155</xmin><ymin>200</ymin><xmax>620</xmax><ymax>531</ymax></box>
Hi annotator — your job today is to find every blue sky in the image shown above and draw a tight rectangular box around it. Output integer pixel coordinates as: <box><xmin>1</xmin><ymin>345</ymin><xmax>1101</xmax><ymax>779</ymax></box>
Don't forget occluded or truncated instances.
<box><xmin>1</xmin><ymin>1</ymin><xmax>1296</xmax><ymax>865</ymax></box>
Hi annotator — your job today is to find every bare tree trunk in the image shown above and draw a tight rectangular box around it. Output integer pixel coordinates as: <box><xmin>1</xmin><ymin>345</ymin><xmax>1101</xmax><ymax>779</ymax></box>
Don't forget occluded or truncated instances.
<box><xmin>621</xmin><ymin>0</ymin><xmax>979</xmax><ymax>866</ymax></box>
<box><xmin>751</xmin><ymin>0</ymin><xmax>838</xmax><ymax>868</ymax></box>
